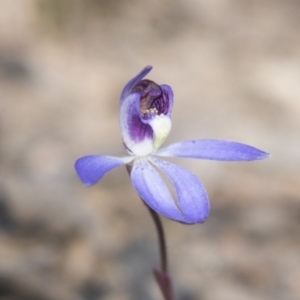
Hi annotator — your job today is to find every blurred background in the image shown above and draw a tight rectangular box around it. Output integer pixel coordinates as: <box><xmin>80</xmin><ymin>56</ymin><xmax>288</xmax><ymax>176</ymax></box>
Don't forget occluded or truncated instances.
<box><xmin>0</xmin><ymin>0</ymin><xmax>299</xmax><ymax>299</ymax></box>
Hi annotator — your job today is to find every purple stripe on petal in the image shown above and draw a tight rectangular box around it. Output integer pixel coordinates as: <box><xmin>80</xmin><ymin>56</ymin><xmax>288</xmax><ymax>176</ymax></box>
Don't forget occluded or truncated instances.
<box><xmin>130</xmin><ymin>159</ymin><xmax>208</xmax><ymax>224</ymax></box>
<box><xmin>160</xmin><ymin>84</ymin><xmax>174</xmax><ymax>116</ymax></box>
<box><xmin>152</xmin><ymin>157</ymin><xmax>210</xmax><ymax>224</ymax></box>
<box><xmin>120</xmin><ymin>93</ymin><xmax>154</xmax><ymax>156</ymax></box>
<box><xmin>75</xmin><ymin>155</ymin><xmax>132</xmax><ymax>186</ymax></box>
<box><xmin>157</xmin><ymin>139</ymin><xmax>270</xmax><ymax>161</ymax></box>
<box><xmin>120</xmin><ymin>66</ymin><xmax>152</xmax><ymax>102</ymax></box>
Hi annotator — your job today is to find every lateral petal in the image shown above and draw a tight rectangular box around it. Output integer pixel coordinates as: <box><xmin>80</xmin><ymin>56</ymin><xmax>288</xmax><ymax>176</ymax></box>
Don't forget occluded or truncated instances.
<box><xmin>160</xmin><ymin>84</ymin><xmax>174</xmax><ymax>116</ymax></box>
<box><xmin>119</xmin><ymin>92</ymin><xmax>154</xmax><ymax>156</ymax></box>
<box><xmin>157</xmin><ymin>139</ymin><xmax>270</xmax><ymax>161</ymax></box>
<box><xmin>75</xmin><ymin>155</ymin><xmax>132</xmax><ymax>186</ymax></box>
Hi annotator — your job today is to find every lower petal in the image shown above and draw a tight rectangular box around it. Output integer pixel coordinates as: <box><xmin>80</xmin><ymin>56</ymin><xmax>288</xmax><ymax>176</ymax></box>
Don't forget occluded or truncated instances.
<box><xmin>75</xmin><ymin>155</ymin><xmax>133</xmax><ymax>186</ymax></box>
<box><xmin>152</xmin><ymin>157</ymin><xmax>210</xmax><ymax>224</ymax></box>
<box><xmin>157</xmin><ymin>139</ymin><xmax>270</xmax><ymax>161</ymax></box>
<box><xmin>130</xmin><ymin>158</ymin><xmax>209</xmax><ymax>224</ymax></box>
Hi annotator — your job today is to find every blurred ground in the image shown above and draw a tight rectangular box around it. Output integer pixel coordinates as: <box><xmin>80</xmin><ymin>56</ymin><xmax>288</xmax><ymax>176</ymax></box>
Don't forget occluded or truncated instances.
<box><xmin>0</xmin><ymin>0</ymin><xmax>299</xmax><ymax>299</ymax></box>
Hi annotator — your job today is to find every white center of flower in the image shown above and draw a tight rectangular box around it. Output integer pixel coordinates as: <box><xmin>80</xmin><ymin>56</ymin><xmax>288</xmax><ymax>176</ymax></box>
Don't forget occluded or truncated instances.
<box><xmin>129</xmin><ymin>137</ymin><xmax>155</xmax><ymax>157</ymax></box>
<box><xmin>149</xmin><ymin>113</ymin><xmax>171</xmax><ymax>149</ymax></box>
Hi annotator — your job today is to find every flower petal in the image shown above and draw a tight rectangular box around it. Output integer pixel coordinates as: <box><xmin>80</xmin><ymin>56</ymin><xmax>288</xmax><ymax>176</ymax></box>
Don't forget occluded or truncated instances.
<box><xmin>75</xmin><ymin>155</ymin><xmax>133</xmax><ymax>186</ymax></box>
<box><xmin>120</xmin><ymin>92</ymin><xmax>154</xmax><ymax>156</ymax></box>
<box><xmin>152</xmin><ymin>157</ymin><xmax>210</xmax><ymax>223</ymax></box>
<box><xmin>130</xmin><ymin>158</ymin><xmax>209</xmax><ymax>224</ymax></box>
<box><xmin>157</xmin><ymin>139</ymin><xmax>270</xmax><ymax>161</ymax></box>
<box><xmin>120</xmin><ymin>66</ymin><xmax>152</xmax><ymax>102</ymax></box>
<box><xmin>119</xmin><ymin>67</ymin><xmax>175</xmax><ymax>156</ymax></box>
<box><xmin>160</xmin><ymin>84</ymin><xmax>174</xmax><ymax>116</ymax></box>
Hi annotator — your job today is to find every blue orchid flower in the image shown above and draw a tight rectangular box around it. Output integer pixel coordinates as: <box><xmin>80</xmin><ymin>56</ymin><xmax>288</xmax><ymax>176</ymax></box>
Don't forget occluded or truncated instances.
<box><xmin>75</xmin><ymin>66</ymin><xmax>269</xmax><ymax>224</ymax></box>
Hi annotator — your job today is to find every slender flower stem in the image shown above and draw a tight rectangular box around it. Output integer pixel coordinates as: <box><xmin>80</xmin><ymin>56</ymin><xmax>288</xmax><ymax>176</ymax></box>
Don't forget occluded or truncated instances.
<box><xmin>147</xmin><ymin>206</ymin><xmax>174</xmax><ymax>300</ymax></box>
<box><xmin>126</xmin><ymin>164</ymin><xmax>175</xmax><ymax>300</ymax></box>
<box><xmin>147</xmin><ymin>206</ymin><xmax>168</xmax><ymax>273</ymax></box>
